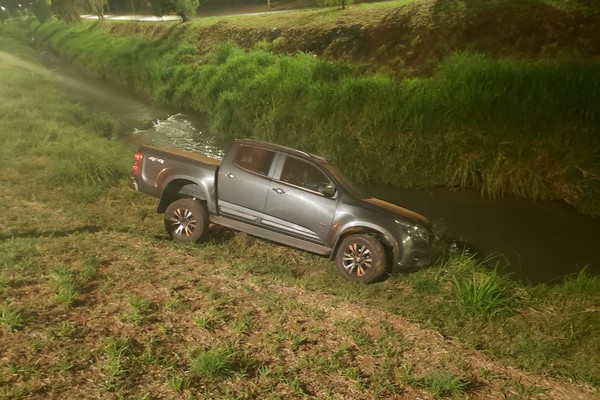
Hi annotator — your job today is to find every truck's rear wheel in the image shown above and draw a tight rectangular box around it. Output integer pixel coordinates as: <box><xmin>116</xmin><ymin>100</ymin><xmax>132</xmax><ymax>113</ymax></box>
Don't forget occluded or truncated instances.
<box><xmin>335</xmin><ymin>234</ymin><xmax>386</xmax><ymax>283</ymax></box>
<box><xmin>164</xmin><ymin>199</ymin><xmax>208</xmax><ymax>243</ymax></box>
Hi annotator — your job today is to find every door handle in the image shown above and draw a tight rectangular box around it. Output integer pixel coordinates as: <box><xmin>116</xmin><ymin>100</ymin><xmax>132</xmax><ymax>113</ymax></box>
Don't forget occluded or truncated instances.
<box><xmin>224</xmin><ymin>172</ymin><xmax>236</xmax><ymax>179</ymax></box>
<box><xmin>272</xmin><ymin>187</ymin><xmax>285</xmax><ymax>194</ymax></box>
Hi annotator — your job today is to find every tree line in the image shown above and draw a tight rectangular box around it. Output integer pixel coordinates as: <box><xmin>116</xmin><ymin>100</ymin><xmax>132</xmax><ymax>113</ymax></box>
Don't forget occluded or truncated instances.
<box><xmin>0</xmin><ymin>0</ymin><xmax>351</xmax><ymax>24</ymax></box>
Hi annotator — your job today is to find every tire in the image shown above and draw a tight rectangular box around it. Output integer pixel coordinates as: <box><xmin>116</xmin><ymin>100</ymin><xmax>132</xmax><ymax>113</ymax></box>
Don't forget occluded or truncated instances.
<box><xmin>164</xmin><ymin>199</ymin><xmax>209</xmax><ymax>243</ymax></box>
<box><xmin>335</xmin><ymin>234</ymin><xmax>387</xmax><ymax>283</ymax></box>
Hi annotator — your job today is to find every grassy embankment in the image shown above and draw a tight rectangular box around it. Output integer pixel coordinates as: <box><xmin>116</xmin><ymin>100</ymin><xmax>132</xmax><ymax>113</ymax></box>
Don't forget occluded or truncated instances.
<box><xmin>32</xmin><ymin>0</ymin><xmax>600</xmax><ymax>216</ymax></box>
<box><xmin>1</xmin><ymin>16</ymin><xmax>599</xmax><ymax>398</ymax></box>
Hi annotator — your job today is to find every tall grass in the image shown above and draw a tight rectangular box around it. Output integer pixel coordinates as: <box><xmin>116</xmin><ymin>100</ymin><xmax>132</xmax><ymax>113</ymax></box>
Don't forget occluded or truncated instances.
<box><xmin>560</xmin><ymin>267</ymin><xmax>599</xmax><ymax>295</ymax></box>
<box><xmin>31</xmin><ymin>17</ymin><xmax>600</xmax><ymax>215</ymax></box>
<box><xmin>453</xmin><ymin>268</ymin><xmax>515</xmax><ymax>317</ymax></box>
<box><xmin>0</xmin><ymin>22</ymin><xmax>131</xmax><ymax>201</ymax></box>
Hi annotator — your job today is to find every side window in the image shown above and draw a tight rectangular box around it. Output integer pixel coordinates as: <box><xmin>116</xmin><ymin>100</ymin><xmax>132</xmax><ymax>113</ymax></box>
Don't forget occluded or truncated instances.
<box><xmin>280</xmin><ymin>156</ymin><xmax>330</xmax><ymax>193</ymax></box>
<box><xmin>233</xmin><ymin>146</ymin><xmax>275</xmax><ymax>176</ymax></box>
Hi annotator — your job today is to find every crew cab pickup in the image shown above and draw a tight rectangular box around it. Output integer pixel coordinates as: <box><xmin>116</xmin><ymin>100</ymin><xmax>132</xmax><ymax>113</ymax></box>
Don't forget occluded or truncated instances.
<box><xmin>131</xmin><ymin>139</ymin><xmax>433</xmax><ymax>283</ymax></box>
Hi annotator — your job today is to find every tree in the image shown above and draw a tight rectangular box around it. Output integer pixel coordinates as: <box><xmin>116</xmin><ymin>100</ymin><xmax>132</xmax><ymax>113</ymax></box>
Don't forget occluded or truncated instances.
<box><xmin>149</xmin><ymin>0</ymin><xmax>198</xmax><ymax>22</ymax></box>
<box><xmin>51</xmin><ymin>0</ymin><xmax>81</xmax><ymax>22</ymax></box>
<box><xmin>86</xmin><ymin>0</ymin><xmax>106</xmax><ymax>18</ymax></box>
<box><xmin>318</xmin><ymin>0</ymin><xmax>353</xmax><ymax>10</ymax></box>
<box><xmin>51</xmin><ymin>0</ymin><xmax>106</xmax><ymax>22</ymax></box>
<box><xmin>31</xmin><ymin>0</ymin><xmax>53</xmax><ymax>22</ymax></box>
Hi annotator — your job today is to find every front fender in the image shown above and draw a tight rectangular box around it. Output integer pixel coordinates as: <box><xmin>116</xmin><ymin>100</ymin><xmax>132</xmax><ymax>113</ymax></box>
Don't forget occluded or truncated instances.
<box><xmin>329</xmin><ymin>217</ymin><xmax>404</xmax><ymax>268</ymax></box>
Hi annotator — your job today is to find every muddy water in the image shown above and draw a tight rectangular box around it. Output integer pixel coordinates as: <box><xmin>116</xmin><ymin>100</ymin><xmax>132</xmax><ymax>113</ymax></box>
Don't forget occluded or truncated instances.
<box><xmin>37</xmin><ymin>47</ymin><xmax>599</xmax><ymax>284</ymax></box>
<box><xmin>367</xmin><ymin>186</ymin><xmax>600</xmax><ymax>283</ymax></box>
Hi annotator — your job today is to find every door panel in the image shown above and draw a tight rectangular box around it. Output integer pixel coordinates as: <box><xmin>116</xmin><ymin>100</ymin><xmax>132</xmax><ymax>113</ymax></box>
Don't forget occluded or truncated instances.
<box><xmin>217</xmin><ymin>145</ymin><xmax>277</xmax><ymax>221</ymax></box>
<box><xmin>263</xmin><ymin>156</ymin><xmax>337</xmax><ymax>242</ymax></box>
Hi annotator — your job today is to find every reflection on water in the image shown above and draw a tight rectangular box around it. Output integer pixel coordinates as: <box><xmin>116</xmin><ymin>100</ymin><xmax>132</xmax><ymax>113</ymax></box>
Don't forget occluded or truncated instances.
<box><xmin>125</xmin><ymin>113</ymin><xmax>224</xmax><ymax>159</ymax></box>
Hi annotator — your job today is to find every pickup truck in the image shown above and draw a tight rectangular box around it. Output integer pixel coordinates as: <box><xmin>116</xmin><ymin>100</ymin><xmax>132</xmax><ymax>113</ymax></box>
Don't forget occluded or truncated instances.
<box><xmin>130</xmin><ymin>139</ymin><xmax>433</xmax><ymax>283</ymax></box>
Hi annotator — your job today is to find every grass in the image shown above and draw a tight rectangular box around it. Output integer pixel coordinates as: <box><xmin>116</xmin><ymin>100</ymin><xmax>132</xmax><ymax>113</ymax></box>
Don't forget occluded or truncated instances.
<box><xmin>50</xmin><ymin>265</ymin><xmax>80</xmax><ymax>307</ymax></box>
<box><xmin>122</xmin><ymin>295</ymin><xmax>154</xmax><ymax>325</ymax></box>
<box><xmin>0</xmin><ymin>11</ymin><xmax>598</xmax><ymax>400</ymax></box>
<box><xmin>101</xmin><ymin>335</ymin><xmax>132</xmax><ymax>392</ymax></box>
<box><xmin>0</xmin><ymin>304</ymin><xmax>24</xmax><ymax>332</ymax></box>
<box><xmin>418</xmin><ymin>369</ymin><xmax>470</xmax><ymax>399</ymax></box>
<box><xmin>453</xmin><ymin>265</ymin><xmax>515</xmax><ymax>317</ymax></box>
<box><xmin>189</xmin><ymin>345</ymin><xmax>236</xmax><ymax>379</ymax></box>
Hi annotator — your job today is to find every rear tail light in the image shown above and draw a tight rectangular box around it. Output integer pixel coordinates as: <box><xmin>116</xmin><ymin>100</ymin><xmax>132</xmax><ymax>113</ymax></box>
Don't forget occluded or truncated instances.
<box><xmin>133</xmin><ymin>152</ymin><xmax>142</xmax><ymax>176</ymax></box>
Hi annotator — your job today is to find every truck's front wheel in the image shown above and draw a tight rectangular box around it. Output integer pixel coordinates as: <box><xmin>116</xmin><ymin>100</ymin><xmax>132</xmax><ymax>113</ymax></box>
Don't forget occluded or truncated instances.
<box><xmin>335</xmin><ymin>234</ymin><xmax>387</xmax><ymax>283</ymax></box>
<box><xmin>164</xmin><ymin>199</ymin><xmax>209</xmax><ymax>243</ymax></box>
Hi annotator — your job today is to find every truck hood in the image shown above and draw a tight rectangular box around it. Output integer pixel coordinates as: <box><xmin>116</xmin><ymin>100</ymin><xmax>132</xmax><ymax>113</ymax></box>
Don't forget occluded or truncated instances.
<box><xmin>362</xmin><ymin>198</ymin><xmax>430</xmax><ymax>227</ymax></box>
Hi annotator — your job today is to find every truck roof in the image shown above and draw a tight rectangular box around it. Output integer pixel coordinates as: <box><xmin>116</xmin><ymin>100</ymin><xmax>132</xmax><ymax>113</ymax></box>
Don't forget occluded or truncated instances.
<box><xmin>235</xmin><ymin>138</ymin><xmax>328</xmax><ymax>163</ymax></box>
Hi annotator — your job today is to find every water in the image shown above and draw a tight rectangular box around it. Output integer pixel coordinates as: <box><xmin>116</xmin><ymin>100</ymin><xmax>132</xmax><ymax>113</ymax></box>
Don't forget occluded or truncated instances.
<box><xmin>36</xmin><ymin>46</ymin><xmax>599</xmax><ymax>284</ymax></box>
<box><xmin>35</xmin><ymin>47</ymin><xmax>223</xmax><ymax>158</ymax></box>
<box><xmin>125</xmin><ymin>113</ymin><xmax>224</xmax><ymax>159</ymax></box>
<box><xmin>367</xmin><ymin>186</ymin><xmax>600</xmax><ymax>284</ymax></box>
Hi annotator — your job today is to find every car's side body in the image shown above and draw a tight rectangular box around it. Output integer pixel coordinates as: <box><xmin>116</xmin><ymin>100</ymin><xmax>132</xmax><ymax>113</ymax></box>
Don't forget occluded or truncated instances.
<box><xmin>131</xmin><ymin>139</ymin><xmax>433</xmax><ymax>282</ymax></box>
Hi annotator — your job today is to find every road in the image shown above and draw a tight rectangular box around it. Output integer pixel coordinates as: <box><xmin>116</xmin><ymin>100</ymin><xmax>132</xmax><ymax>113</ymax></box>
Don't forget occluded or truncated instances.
<box><xmin>82</xmin><ymin>0</ymin><xmax>319</xmax><ymax>21</ymax></box>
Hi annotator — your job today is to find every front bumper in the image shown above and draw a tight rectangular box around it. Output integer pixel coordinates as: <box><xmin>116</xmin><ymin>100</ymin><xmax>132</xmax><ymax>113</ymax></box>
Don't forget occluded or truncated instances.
<box><xmin>394</xmin><ymin>233</ymin><xmax>436</xmax><ymax>272</ymax></box>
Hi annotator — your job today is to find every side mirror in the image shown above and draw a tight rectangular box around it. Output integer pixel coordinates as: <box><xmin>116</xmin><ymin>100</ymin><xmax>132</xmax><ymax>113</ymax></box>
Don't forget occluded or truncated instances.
<box><xmin>321</xmin><ymin>184</ymin><xmax>337</xmax><ymax>198</ymax></box>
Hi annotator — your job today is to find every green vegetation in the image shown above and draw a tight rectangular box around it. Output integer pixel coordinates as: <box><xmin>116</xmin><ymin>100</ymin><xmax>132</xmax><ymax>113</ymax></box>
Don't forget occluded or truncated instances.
<box><xmin>452</xmin><ymin>259</ymin><xmax>515</xmax><ymax>317</ymax></box>
<box><xmin>417</xmin><ymin>369</ymin><xmax>470</xmax><ymax>399</ymax></box>
<box><xmin>0</xmin><ymin>304</ymin><xmax>24</xmax><ymax>332</ymax></box>
<box><xmin>188</xmin><ymin>345</ymin><xmax>237</xmax><ymax>379</ymax></box>
<box><xmin>30</xmin><ymin>0</ymin><xmax>600</xmax><ymax>216</ymax></box>
<box><xmin>0</xmin><ymin>3</ymin><xmax>599</xmax><ymax>399</ymax></box>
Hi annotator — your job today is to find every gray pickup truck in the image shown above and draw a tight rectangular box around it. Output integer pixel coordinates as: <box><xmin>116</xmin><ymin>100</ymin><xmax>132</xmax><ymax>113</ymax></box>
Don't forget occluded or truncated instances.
<box><xmin>131</xmin><ymin>139</ymin><xmax>433</xmax><ymax>283</ymax></box>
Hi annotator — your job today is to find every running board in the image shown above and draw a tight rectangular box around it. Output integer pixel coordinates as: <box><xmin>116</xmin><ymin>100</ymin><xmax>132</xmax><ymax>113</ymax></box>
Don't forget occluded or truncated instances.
<box><xmin>209</xmin><ymin>215</ymin><xmax>332</xmax><ymax>256</ymax></box>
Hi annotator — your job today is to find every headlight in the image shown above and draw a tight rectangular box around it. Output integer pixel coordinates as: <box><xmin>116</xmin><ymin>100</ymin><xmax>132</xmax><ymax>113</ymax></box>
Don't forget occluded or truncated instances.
<box><xmin>395</xmin><ymin>220</ymin><xmax>430</xmax><ymax>241</ymax></box>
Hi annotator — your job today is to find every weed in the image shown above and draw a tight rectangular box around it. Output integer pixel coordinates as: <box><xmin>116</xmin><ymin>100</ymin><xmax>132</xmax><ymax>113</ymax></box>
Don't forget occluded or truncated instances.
<box><xmin>101</xmin><ymin>335</ymin><xmax>132</xmax><ymax>392</ymax></box>
<box><xmin>289</xmin><ymin>334</ymin><xmax>309</xmax><ymax>349</ymax></box>
<box><xmin>453</xmin><ymin>265</ymin><xmax>515</xmax><ymax>317</ymax></box>
<box><xmin>189</xmin><ymin>346</ymin><xmax>235</xmax><ymax>380</ymax></box>
<box><xmin>194</xmin><ymin>314</ymin><xmax>215</xmax><ymax>331</ymax></box>
<box><xmin>453</xmin><ymin>273</ymin><xmax>512</xmax><ymax>316</ymax></box>
<box><xmin>56</xmin><ymin>355</ymin><xmax>75</xmax><ymax>373</ymax></box>
<box><xmin>122</xmin><ymin>295</ymin><xmax>154</xmax><ymax>325</ymax></box>
<box><xmin>167</xmin><ymin>373</ymin><xmax>191</xmax><ymax>393</ymax></box>
<box><xmin>195</xmin><ymin>305</ymin><xmax>226</xmax><ymax>331</ymax></box>
<box><xmin>50</xmin><ymin>321</ymin><xmax>77</xmax><ymax>338</ymax></box>
<box><xmin>138</xmin><ymin>336</ymin><xmax>161</xmax><ymax>366</ymax></box>
<box><xmin>0</xmin><ymin>303</ymin><xmax>24</xmax><ymax>331</ymax></box>
<box><xmin>560</xmin><ymin>267</ymin><xmax>599</xmax><ymax>295</ymax></box>
<box><xmin>0</xmin><ymin>384</ymin><xmax>32</xmax><ymax>400</ymax></box>
<box><xmin>418</xmin><ymin>369</ymin><xmax>469</xmax><ymax>398</ymax></box>
<box><xmin>50</xmin><ymin>265</ymin><xmax>79</xmax><ymax>307</ymax></box>
<box><xmin>231</xmin><ymin>313</ymin><xmax>255</xmax><ymax>335</ymax></box>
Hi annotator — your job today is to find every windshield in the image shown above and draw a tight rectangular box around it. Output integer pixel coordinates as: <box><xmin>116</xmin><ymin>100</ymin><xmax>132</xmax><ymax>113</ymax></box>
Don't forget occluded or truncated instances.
<box><xmin>322</xmin><ymin>163</ymin><xmax>367</xmax><ymax>199</ymax></box>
